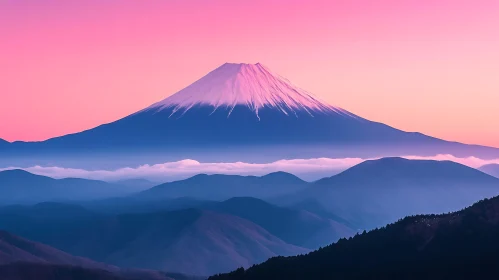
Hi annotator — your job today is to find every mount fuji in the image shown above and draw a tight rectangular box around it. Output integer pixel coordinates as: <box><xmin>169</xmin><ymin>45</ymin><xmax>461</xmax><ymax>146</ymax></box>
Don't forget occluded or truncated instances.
<box><xmin>2</xmin><ymin>62</ymin><xmax>498</xmax><ymax>167</ymax></box>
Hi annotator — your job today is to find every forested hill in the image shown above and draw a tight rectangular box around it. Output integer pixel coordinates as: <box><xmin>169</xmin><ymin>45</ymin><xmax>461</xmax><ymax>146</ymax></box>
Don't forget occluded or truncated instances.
<box><xmin>209</xmin><ymin>195</ymin><xmax>499</xmax><ymax>280</ymax></box>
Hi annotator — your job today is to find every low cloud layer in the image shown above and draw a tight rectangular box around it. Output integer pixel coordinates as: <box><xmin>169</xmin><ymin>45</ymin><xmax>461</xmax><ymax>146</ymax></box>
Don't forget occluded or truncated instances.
<box><xmin>2</xmin><ymin>154</ymin><xmax>499</xmax><ymax>182</ymax></box>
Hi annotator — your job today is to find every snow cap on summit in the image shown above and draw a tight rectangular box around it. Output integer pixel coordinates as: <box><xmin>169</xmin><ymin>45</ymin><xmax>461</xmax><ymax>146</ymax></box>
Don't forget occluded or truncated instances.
<box><xmin>146</xmin><ymin>62</ymin><xmax>343</xmax><ymax>116</ymax></box>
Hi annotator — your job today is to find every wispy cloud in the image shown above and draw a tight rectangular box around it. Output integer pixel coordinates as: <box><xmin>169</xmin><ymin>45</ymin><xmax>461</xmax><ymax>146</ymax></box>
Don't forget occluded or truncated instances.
<box><xmin>1</xmin><ymin>155</ymin><xmax>499</xmax><ymax>182</ymax></box>
<box><xmin>0</xmin><ymin>158</ymin><xmax>364</xmax><ymax>182</ymax></box>
<box><xmin>403</xmin><ymin>154</ymin><xmax>499</xmax><ymax>169</ymax></box>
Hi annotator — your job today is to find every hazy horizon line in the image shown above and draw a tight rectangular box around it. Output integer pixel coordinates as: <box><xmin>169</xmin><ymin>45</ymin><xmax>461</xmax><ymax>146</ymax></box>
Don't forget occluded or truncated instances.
<box><xmin>1</xmin><ymin>154</ymin><xmax>498</xmax><ymax>183</ymax></box>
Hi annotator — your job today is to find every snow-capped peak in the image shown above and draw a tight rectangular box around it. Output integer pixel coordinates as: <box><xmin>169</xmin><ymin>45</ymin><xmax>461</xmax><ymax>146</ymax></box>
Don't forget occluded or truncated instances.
<box><xmin>146</xmin><ymin>62</ymin><xmax>346</xmax><ymax>117</ymax></box>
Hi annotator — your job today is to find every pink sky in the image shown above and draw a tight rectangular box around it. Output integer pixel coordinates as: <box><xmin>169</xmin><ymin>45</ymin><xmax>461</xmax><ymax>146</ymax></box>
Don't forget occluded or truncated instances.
<box><xmin>1</xmin><ymin>0</ymin><xmax>499</xmax><ymax>147</ymax></box>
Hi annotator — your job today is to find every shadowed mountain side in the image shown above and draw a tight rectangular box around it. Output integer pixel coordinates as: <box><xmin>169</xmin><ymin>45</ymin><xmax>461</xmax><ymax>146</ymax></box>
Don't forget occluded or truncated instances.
<box><xmin>0</xmin><ymin>202</ymin><xmax>101</xmax><ymax>226</ymax></box>
<box><xmin>0</xmin><ymin>263</ymin><xmax>127</xmax><ymax>280</ymax></box>
<box><xmin>0</xmin><ymin>170</ymin><xmax>136</xmax><ymax>205</ymax></box>
<box><xmin>205</xmin><ymin>197</ymin><xmax>355</xmax><ymax>248</ymax></box>
<box><xmin>480</xmin><ymin>164</ymin><xmax>499</xmax><ymax>178</ymax></box>
<box><xmin>287</xmin><ymin>199</ymin><xmax>358</xmax><ymax>230</ymax></box>
<box><xmin>82</xmin><ymin>197</ymin><xmax>216</xmax><ymax>215</ymax></box>
<box><xmin>0</xmin><ymin>205</ymin><xmax>308</xmax><ymax>276</ymax></box>
<box><xmin>137</xmin><ymin>211</ymin><xmax>308</xmax><ymax>275</ymax></box>
<box><xmin>274</xmin><ymin>158</ymin><xmax>499</xmax><ymax>229</ymax></box>
<box><xmin>209</xmin><ymin>195</ymin><xmax>499</xmax><ymax>280</ymax></box>
<box><xmin>112</xmin><ymin>179</ymin><xmax>159</xmax><ymax>191</ymax></box>
<box><xmin>0</xmin><ymin>230</ymin><xmax>114</xmax><ymax>270</ymax></box>
<box><xmin>135</xmin><ymin>172</ymin><xmax>309</xmax><ymax>201</ymax></box>
<box><xmin>80</xmin><ymin>196</ymin><xmax>356</xmax><ymax>249</ymax></box>
<box><xmin>73</xmin><ymin>196</ymin><xmax>356</xmax><ymax>249</ymax></box>
<box><xmin>0</xmin><ymin>231</ymin><xmax>200</xmax><ymax>280</ymax></box>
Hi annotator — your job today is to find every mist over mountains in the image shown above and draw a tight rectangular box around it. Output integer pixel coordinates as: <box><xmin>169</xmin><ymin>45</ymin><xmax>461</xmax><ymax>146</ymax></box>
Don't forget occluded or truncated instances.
<box><xmin>1</xmin><ymin>157</ymin><xmax>499</xmax><ymax>278</ymax></box>
<box><xmin>0</xmin><ymin>169</ymin><xmax>147</xmax><ymax>205</ymax></box>
<box><xmin>0</xmin><ymin>230</ymin><xmax>201</xmax><ymax>280</ymax></box>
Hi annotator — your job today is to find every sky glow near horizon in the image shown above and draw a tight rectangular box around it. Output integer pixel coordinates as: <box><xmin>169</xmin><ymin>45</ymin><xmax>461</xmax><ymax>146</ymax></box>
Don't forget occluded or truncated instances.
<box><xmin>1</xmin><ymin>1</ymin><xmax>499</xmax><ymax>147</ymax></box>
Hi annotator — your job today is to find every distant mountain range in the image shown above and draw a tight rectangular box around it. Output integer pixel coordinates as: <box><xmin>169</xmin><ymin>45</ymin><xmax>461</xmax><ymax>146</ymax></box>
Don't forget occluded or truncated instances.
<box><xmin>0</xmin><ymin>199</ymin><xmax>348</xmax><ymax>276</ymax></box>
<box><xmin>2</xmin><ymin>63</ymin><xmax>498</xmax><ymax>169</ymax></box>
<box><xmin>0</xmin><ymin>168</ymin><xmax>310</xmax><ymax>205</ymax></box>
<box><xmin>4</xmin><ymin>157</ymin><xmax>497</xmax><ymax>231</ymax></box>
<box><xmin>479</xmin><ymin>163</ymin><xmax>499</xmax><ymax>178</ymax></box>
<box><xmin>3</xmin><ymin>157</ymin><xmax>498</xmax><ymax>227</ymax></box>
<box><xmin>120</xmin><ymin>157</ymin><xmax>499</xmax><ymax>230</ymax></box>
<box><xmin>205</xmin><ymin>197</ymin><xmax>354</xmax><ymax>248</ymax></box>
<box><xmin>2</xmin><ymin>157</ymin><xmax>498</xmax><ymax>277</ymax></box>
<box><xmin>135</xmin><ymin>172</ymin><xmax>308</xmax><ymax>201</ymax></box>
<box><xmin>0</xmin><ymin>230</ymin><xmax>200</xmax><ymax>280</ymax></box>
<box><xmin>209</xmin><ymin>194</ymin><xmax>499</xmax><ymax>280</ymax></box>
<box><xmin>273</xmin><ymin>157</ymin><xmax>499</xmax><ymax>229</ymax></box>
<box><xmin>0</xmin><ymin>169</ymin><xmax>142</xmax><ymax>205</ymax></box>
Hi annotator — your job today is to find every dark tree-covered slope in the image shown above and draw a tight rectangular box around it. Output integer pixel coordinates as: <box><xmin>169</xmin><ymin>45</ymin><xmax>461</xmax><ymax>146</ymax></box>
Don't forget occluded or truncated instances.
<box><xmin>210</xmin><ymin>195</ymin><xmax>499</xmax><ymax>280</ymax></box>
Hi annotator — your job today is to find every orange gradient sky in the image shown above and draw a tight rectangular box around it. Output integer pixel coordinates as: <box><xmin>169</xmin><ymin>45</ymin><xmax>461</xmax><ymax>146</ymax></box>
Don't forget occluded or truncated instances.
<box><xmin>1</xmin><ymin>0</ymin><xmax>499</xmax><ymax>147</ymax></box>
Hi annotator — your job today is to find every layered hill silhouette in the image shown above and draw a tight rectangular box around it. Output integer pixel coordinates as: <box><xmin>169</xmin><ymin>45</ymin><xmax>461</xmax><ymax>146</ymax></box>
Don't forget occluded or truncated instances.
<box><xmin>114</xmin><ymin>178</ymin><xmax>158</xmax><ymax>190</ymax></box>
<box><xmin>0</xmin><ymin>230</ymin><xmax>113</xmax><ymax>269</ymax></box>
<box><xmin>2</xmin><ymin>157</ymin><xmax>497</xmax><ymax>278</ymax></box>
<box><xmin>0</xmin><ymin>263</ymin><xmax>128</xmax><ymax>280</ymax></box>
<box><xmin>0</xmin><ymin>203</ymin><xmax>310</xmax><ymax>276</ymax></box>
<box><xmin>84</xmin><ymin>172</ymin><xmax>310</xmax><ymax>214</ymax></box>
<box><xmin>479</xmin><ymin>163</ymin><xmax>499</xmax><ymax>178</ymax></box>
<box><xmin>209</xmin><ymin>195</ymin><xmax>499</xmax><ymax>280</ymax></box>
<box><xmin>0</xmin><ymin>169</ymin><xmax>137</xmax><ymax>204</ymax></box>
<box><xmin>0</xmin><ymin>230</ymin><xmax>199</xmax><ymax>280</ymax></box>
<box><xmin>80</xmin><ymin>196</ymin><xmax>355</xmax><ymax>249</ymax></box>
<box><xmin>205</xmin><ymin>197</ymin><xmax>355</xmax><ymax>248</ymax></box>
<box><xmin>2</xmin><ymin>63</ymin><xmax>499</xmax><ymax>169</ymax></box>
<box><xmin>135</xmin><ymin>172</ymin><xmax>308</xmax><ymax>201</ymax></box>
<box><xmin>275</xmin><ymin>158</ymin><xmax>499</xmax><ymax>229</ymax></box>
<box><xmin>84</xmin><ymin>196</ymin><xmax>215</xmax><ymax>215</ymax></box>
<box><xmin>84</xmin><ymin>196</ymin><xmax>356</xmax><ymax>248</ymax></box>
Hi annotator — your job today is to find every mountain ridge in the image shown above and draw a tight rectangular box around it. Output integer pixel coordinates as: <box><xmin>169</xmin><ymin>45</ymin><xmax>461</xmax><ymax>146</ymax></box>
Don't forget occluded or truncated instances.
<box><xmin>135</xmin><ymin>172</ymin><xmax>308</xmax><ymax>201</ymax></box>
<box><xmin>316</xmin><ymin>157</ymin><xmax>499</xmax><ymax>185</ymax></box>
<box><xmin>0</xmin><ymin>230</ymin><xmax>114</xmax><ymax>269</ymax></box>
<box><xmin>0</xmin><ymin>169</ymin><xmax>136</xmax><ymax>204</ymax></box>
<box><xmin>0</xmin><ymin>230</ymin><xmax>201</xmax><ymax>280</ymax></box>
<box><xmin>206</xmin><ymin>197</ymin><xmax>355</xmax><ymax>248</ymax></box>
<box><xmin>274</xmin><ymin>158</ymin><xmax>499</xmax><ymax>229</ymax></box>
<box><xmin>209</xmin><ymin>195</ymin><xmax>499</xmax><ymax>280</ymax></box>
<box><xmin>0</xmin><ymin>205</ymin><xmax>309</xmax><ymax>276</ymax></box>
<box><xmin>479</xmin><ymin>163</ymin><xmax>499</xmax><ymax>178</ymax></box>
